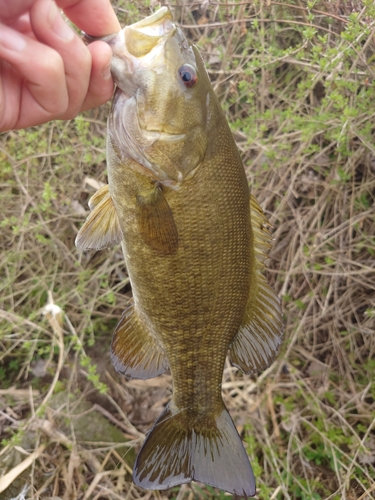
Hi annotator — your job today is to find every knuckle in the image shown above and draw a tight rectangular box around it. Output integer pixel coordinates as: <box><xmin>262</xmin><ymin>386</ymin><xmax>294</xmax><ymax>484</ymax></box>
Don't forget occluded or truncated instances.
<box><xmin>81</xmin><ymin>47</ymin><xmax>93</xmax><ymax>71</ymax></box>
<box><xmin>62</xmin><ymin>107</ymin><xmax>81</xmax><ymax>120</ymax></box>
<box><xmin>36</xmin><ymin>52</ymin><xmax>70</xmax><ymax>115</ymax></box>
<box><xmin>74</xmin><ymin>44</ymin><xmax>93</xmax><ymax>76</ymax></box>
<box><xmin>42</xmin><ymin>50</ymin><xmax>65</xmax><ymax>82</ymax></box>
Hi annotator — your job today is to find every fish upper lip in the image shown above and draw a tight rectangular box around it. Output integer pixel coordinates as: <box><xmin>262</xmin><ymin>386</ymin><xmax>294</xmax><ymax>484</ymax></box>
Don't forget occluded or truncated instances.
<box><xmin>82</xmin><ymin>7</ymin><xmax>173</xmax><ymax>46</ymax></box>
<box><xmin>81</xmin><ymin>31</ymin><xmax>119</xmax><ymax>46</ymax></box>
<box><xmin>130</xmin><ymin>6</ymin><xmax>173</xmax><ymax>35</ymax></box>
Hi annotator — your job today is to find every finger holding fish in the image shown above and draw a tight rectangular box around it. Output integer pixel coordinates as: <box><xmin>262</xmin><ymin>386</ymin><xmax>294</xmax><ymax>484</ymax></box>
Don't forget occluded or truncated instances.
<box><xmin>0</xmin><ymin>0</ymin><xmax>119</xmax><ymax>131</ymax></box>
<box><xmin>56</xmin><ymin>0</ymin><xmax>120</xmax><ymax>37</ymax></box>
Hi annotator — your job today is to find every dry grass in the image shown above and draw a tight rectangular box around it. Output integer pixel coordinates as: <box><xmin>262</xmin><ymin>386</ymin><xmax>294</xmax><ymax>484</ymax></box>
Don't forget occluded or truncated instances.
<box><xmin>1</xmin><ymin>1</ymin><xmax>375</xmax><ymax>499</ymax></box>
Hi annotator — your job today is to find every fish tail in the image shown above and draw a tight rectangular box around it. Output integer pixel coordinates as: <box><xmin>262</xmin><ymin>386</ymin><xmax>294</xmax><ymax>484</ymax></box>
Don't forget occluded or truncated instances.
<box><xmin>133</xmin><ymin>402</ymin><xmax>256</xmax><ymax>497</ymax></box>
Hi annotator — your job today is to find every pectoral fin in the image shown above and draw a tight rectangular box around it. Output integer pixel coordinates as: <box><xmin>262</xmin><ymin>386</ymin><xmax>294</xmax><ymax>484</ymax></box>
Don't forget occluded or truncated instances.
<box><xmin>111</xmin><ymin>302</ymin><xmax>169</xmax><ymax>379</ymax></box>
<box><xmin>230</xmin><ymin>195</ymin><xmax>283</xmax><ymax>374</ymax></box>
<box><xmin>75</xmin><ymin>185</ymin><xmax>122</xmax><ymax>250</ymax></box>
<box><xmin>88</xmin><ymin>184</ymin><xmax>109</xmax><ymax>209</ymax></box>
<box><xmin>135</xmin><ymin>184</ymin><xmax>178</xmax><ymax>255</ymax></box>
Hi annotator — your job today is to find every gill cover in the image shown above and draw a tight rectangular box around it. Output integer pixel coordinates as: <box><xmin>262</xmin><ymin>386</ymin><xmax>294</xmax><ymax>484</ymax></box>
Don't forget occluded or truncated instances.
<box><xmin>107</xmin><ymin>6</ymin><xmax>210</xmax><ymax>183</ymax></box>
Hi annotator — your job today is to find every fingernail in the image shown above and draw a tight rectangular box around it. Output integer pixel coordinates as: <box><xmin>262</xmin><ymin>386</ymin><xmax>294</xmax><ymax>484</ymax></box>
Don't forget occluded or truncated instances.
<box><xmin>102</xmin><ymin>61</ymin><xmax>112</xmax><ymax>80</ymax></box>
<box><xmin>49</xmin><ymin>0</ymin><xmax>74</xmax><ymax>41</ymax></box>
<box><xmin>0</xmin><ymin>24</ymin><xmax>26</xmax><ymax>51</ymax></box>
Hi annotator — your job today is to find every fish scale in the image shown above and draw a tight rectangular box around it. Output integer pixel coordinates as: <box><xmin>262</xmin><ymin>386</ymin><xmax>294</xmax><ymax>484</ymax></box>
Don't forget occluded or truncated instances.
<box><xmin>76</xmin><ymin>6</ymin><xmax>283</xmax><ymax>497</ymax></box>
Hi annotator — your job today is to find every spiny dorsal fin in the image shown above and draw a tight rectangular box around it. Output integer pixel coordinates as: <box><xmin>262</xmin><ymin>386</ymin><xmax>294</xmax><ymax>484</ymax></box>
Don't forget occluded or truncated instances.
<box><xmin>250</xmin><ymin>194</ymin><xmax>273</xmax><ymax>266</ymax></box>
<box><xmin>75</xmin><ymin>185</ymin><xmax>122</xmax><ymax>250</ymax></box>
<box><xmin>229</xmin><ymin>194</ymin><xmax>283</xmax><ymax>374</ymax></box>
<box><xmin>135</xmin><ymin>183</ymin><xmax>178</xmax><ymax>256</ymax></box>
<box><xmin>110</xmin><ymin>302</ymin><xmax>169</xmax><ymax>379</ymax></box>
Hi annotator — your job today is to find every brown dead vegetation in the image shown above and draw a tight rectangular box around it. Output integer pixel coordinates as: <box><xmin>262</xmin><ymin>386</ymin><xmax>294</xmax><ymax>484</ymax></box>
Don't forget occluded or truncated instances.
<box><xmin>1</xmin><ymin>1</ymin><xmax>375</xmax><ymax>499</ymax></box>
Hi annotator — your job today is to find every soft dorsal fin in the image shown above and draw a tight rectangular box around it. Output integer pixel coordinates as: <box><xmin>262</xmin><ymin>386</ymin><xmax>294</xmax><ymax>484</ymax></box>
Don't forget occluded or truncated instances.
<box><xmin>111</xmin><ymin>302</ymin><xmax>169</xmax><ymax>379</ymax></box>
<box><xmin>75</xmin><ymin>185</ymin><xmax>122</xmax><ymax>250</ymax></box>
<box><xmin>135</xmin><ymin>183</ymin><xmax>178</xmax><ymax>256</ymax></box>
<box><xmin>230</xmin><ymin>194</ymin><xmax>283</xmax><ymax>374</ymax></box>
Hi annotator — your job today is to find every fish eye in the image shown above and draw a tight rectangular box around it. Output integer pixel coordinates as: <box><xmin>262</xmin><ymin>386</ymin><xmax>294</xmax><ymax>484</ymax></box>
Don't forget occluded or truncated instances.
<box><xmin>178</xmin><ymin>64</ymin><xmax>197</xmax><ymax>88</ymax></box>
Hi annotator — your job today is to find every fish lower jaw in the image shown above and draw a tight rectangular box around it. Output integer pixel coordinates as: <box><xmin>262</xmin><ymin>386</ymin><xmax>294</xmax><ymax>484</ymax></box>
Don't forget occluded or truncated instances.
<box><xmin>141</xmin><ymin>128</ymin><xmax>186</xmax><ymax>142</ymax></box>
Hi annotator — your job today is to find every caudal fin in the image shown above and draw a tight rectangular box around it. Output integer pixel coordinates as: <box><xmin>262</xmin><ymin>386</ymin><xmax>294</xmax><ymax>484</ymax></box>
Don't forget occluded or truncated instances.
<box><xmin>133</xmin><ymin>403</ymin><xmax>256</xmax><ymax>497</ymax></box>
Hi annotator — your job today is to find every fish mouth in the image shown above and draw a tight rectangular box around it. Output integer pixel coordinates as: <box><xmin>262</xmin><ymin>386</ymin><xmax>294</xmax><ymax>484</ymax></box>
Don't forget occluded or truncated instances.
<box><xmin>141</xmin><ymin>128</ymin><xmax>186</xmax><ymax>142</ymax></box>
<box><xmin>82</xmin><ymin>7</ymin><xmax>174</xmax><ymax>58</ymax></box>
<box><xmin>103</xmin><ymin>7</ymin><xmax>176</xmax><ymax>94</ymax></box>
<box><xmin>129</xmin><ymin>7</ymin><xmax>173</xmax><ymax>37</ymax></box>
<box><xmin>117</xmin><ymin>7</ymin><xmax>174</xmax><ymax>58</ymax></box>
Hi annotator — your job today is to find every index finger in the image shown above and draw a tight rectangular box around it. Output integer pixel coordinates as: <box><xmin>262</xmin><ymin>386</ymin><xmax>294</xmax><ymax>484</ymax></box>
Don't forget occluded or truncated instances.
<box><xmin>57</xmin><ymin>0</ymin><xmax>121</xmax><ymax>36</ymax></box>
<box><xmin>0</xmin><ymin>0</ymin><xmax>35</xmax><ymax>24</ymax></box>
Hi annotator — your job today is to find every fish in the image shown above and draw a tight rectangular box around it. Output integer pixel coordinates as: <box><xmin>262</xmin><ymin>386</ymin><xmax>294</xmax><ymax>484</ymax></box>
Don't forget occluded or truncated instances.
<box><xmin>76</xmin><ymin>7</ymin><xmax>283</xmax><ymax>497</ymax></box>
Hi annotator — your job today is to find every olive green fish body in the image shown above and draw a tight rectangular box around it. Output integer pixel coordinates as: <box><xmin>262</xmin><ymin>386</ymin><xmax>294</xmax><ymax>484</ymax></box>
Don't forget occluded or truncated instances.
<box><xmin>76</xmin><ymin>7</ymin><xmax>283</xmax><ymax>497</ymax></box>
<box><xmin>109</xmin><ymin>112</ymin><xmax>250</xmax><ymax>413</ymax></box>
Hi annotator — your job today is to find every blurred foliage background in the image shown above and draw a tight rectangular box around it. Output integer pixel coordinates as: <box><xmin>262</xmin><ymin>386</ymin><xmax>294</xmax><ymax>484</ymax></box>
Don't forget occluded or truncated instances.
<box><xmin>1</xmin><ymin>1</ymin><xmax>375</xmax><ymax>499</ymax></box>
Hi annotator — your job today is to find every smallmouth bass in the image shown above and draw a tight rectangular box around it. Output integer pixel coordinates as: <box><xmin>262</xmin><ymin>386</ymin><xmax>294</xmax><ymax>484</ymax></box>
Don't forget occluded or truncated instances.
<box><xmin>76</xmin><ymin>7</ymin><xmax>283</xmax><ymax>497</ymax></box>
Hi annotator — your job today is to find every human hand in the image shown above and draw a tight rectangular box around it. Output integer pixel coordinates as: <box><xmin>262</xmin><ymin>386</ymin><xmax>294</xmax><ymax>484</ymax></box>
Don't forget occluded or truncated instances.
<box><xmin>0</xmin><ymin>0</ymin><xmax>121</xmax><ymax>131</ymax></box>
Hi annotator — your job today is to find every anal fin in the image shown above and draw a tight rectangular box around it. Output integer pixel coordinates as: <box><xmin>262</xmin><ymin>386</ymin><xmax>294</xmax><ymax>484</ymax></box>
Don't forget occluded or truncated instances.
<box><xmin>75</xmin><ymin>184</ymin><xmax>122</xmax><ymax>250</ymax></box>
<box><xmin>230</xmin><ymin>194</ymin><xmax>283</xmax><ymax>374</ymax></box>
<box><xmin>110</xmin><ymin>303</ymin><xmax>169</xmax><ymax>379</ymax></box>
